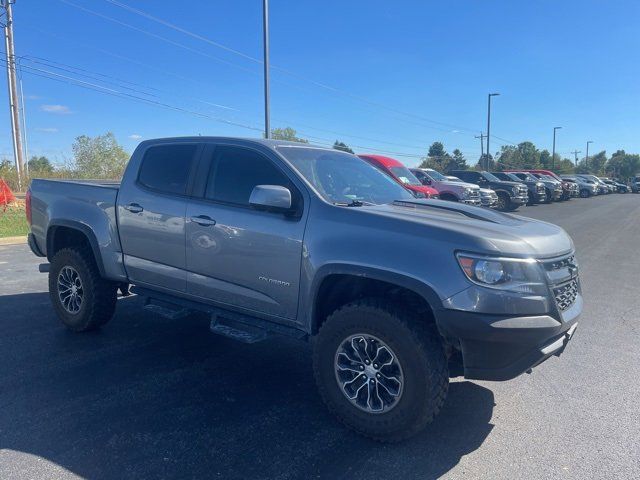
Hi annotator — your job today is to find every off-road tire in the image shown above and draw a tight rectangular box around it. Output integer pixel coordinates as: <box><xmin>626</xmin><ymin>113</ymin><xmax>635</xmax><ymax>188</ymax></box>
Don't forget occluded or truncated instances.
<box><xmin>580</xmin><ymin>189</ymin><xmax>590</xmax><ymax>198</ymax></box>
<box><xmin>49</xmin><ymin>247</ymin><xmax>117</xmax><ymax>332</ymax></box>
<box><xmin>544</xmin><ymin>188</ymin><xmax>554</xmax><ymax>203</ymax></box>
<box><xmin>495</xmin><ymin>192</ymin><xmax>509</xmax><ymax>211</ymax></box>
<box><xmin>527</xmin><ymin>191</ymin><xmax>535</xmax><ymax>206</ymax></box>
<box><xmin>312</xmin><ymin>298</ymin><xmax>449</xmax><ymax>442</ymax></box>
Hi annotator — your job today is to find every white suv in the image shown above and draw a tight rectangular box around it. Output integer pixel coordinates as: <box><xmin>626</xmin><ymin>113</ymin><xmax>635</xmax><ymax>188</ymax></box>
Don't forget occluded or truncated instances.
<box><xmin>410</xmin><ymin>168</ymin><xmax>481</xmax><ymax>205</ymax></box>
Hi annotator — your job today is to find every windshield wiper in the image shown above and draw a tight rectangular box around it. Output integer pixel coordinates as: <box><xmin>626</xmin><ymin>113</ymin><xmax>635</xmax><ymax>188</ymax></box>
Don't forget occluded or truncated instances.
<box><xmin>333</xmin><ymin>200</ymin><xmax>375</xmax><ymax>207</ymax></box>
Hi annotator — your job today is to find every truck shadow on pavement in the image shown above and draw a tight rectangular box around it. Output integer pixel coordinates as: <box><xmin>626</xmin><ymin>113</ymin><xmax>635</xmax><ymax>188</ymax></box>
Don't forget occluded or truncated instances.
<box><xmin>0</xmin><ymin>292</ymin><xmax>495</xmax><ymax>480</ymax></box>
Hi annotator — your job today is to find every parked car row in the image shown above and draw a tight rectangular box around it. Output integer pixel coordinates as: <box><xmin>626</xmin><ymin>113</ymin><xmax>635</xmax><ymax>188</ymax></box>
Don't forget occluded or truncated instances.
<box><xmin>356</xmin><ymin>153</ymin><xmax>634</xmax><ymax>212</ymax></box>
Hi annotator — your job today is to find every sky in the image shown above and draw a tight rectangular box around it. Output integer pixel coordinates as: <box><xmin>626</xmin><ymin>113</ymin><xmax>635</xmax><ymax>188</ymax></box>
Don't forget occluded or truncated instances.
<box><xmin>3</xmin><ymin>0</ymin><xmax>640</xmax><ymax>167</ymax></box>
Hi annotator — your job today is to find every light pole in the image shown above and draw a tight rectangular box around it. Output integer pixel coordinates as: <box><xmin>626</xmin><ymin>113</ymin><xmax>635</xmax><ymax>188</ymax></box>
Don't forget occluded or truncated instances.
<box><xmin>262</xmin><ymin>0</ymin><xmax>271</xmax><ymax>139</ymax></box>
<box><xmin>552</xmin><ymin>126</ymin><xmax>562</xmax><ymax>170</ymax></box>
<box><xmin>486</xmin><ymin>93</ymin><xmax>500</xmax><ymax>170</ymax></box>
<box><xmin>586</xmin><ymin>141</ymin><xmax>593</xmax><ymax>171</ymax></box>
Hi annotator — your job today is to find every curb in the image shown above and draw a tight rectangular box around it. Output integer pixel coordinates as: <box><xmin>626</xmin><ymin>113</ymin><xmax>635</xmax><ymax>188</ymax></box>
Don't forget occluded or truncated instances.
<box><xmin>0</xmin><ymin>235</ymin><xmax>27</xmax><ymax>245</ymax></box>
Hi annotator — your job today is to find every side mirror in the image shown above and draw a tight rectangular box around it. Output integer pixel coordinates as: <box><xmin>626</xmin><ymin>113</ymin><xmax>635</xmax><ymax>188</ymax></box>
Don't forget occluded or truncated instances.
<box><xmin>249</xmin><ymin>185</ymin><xmax>292</xmax><ymax>212</ymax></box>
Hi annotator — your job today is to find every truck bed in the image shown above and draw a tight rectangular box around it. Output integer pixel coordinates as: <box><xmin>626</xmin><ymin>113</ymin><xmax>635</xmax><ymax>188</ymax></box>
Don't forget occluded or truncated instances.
<box><xmin>28</xmin><ymin>178</ymin><xmax>126</xmax><ymax>281</ymax></box>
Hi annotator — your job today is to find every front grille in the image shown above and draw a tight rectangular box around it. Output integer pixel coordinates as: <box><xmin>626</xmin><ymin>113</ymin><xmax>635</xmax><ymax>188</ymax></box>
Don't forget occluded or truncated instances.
<box><xmin>554</xmin><ymin>279</ymin><xmax>579</xmax><ymax>311</ymax></box>
<box><xmin>468</xmin><ymin>190</ymin><xmax>480</xmax><ymax>199</ymax></box>
<box><xmin>518</xmin><ymin>186</ymin><xmax>528</xmax><ymax>196</ymax></box>
<box><xmin>543</xmin><ymin>254</ymin><xmax>580</xmax><ymax>312</ymax></box>
<box><xmin>537</xmin><ymin>185</ymin><xmax>545</xmax><ymax>193</ymax></box>
<box><xmin>544</xmin><ymin>255</ymin><xmax>576</xmax><ymax>272</ymax></box>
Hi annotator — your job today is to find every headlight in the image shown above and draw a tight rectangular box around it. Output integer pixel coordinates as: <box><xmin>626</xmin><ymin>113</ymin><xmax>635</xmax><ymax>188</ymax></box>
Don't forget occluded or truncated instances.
<box><xmin>512</xmin><ymin>186</ymin><xmax>519</xmax><ymax>195</ymax></box>
<box><xmin>456</xmin><ymin>252</ymin><xmax>547</xmax><ymax>294</ymax></box>
<box><xmin>462</xmin><ymin>188</ymin><xmax>471</xmax><ymax>198</ymax></box>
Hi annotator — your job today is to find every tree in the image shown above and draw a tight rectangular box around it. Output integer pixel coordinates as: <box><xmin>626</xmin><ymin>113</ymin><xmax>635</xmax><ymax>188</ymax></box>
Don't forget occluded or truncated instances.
<box><xmin>333</xmin><ymin>140</ymin><xmax>354</xmax><ymax>154</ymax></box>
<box><xmin>606</xmin><ymin>150</ymin><xmax>640</xmax><ymax>179</ymax></box>
<box><xmin>538</xmin><ymin>150</ymin><xmax>552</xmax><ymax>170</ymax></box>
<box><xmin>555</xmin><ymin>158</ymin><xmax>575</xmax><ymax>174</ymax></box>
<box><xmin>419</xmin><ymin>141</ymin><xmax>453</xmax><ymax>171</ymax></box>
<box><xmin>475</xmin><ymin>153</ymin><xmax>495</xmax><ymax>171</ymax></box>
<box><xmin>428</xmin><ymin>142</ymin><xmax>446</xmax><ymax>159</ymax></box>
<box><xmin>27</xmin><ymin>155</ymin><xmax>53</xmax><ymax>173</ymax></box>
<box><xmin>270</xmin><ymin>127</ymin><xmax>308</xmax><ymax>143</ymax></box>
<box><xmin>496</xmin><ymin>142</ymin><xmax>541</xmax><ymax>171</ymax></box>
<box><xmin>449</xmin><ymin>149</ymin><xmax>467</xmax><ymax>171</ymax></box>
<box><xmin>72</xmin><ymin>132</ymin><xmax>130</xmax><ymax>179</ymax></box>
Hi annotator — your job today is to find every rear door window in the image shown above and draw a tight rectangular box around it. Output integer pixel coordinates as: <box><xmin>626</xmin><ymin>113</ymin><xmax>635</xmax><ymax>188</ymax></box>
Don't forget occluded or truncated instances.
<box><xmin>138</xmin><ymin>144</ymin><xmax>199</xmax><ymax>195</ymax></box>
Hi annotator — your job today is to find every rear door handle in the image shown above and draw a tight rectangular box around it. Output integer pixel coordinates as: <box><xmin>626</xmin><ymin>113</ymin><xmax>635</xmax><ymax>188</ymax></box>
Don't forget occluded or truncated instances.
<box><xmin>124</xmin><ymin>203</ymin><xmax>143</xmax><ymax>213</ymax></box>
<box><xmin>190</xmin><ymin>215</ymin><xmax>216</xmax><ymax>226</ymax></box>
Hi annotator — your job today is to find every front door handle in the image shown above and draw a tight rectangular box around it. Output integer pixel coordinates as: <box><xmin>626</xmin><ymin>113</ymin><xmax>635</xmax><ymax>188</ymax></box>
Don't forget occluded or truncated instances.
<box><xmin>124</xmin><ymin>203</ymin><xmax>143</xmax><ymax>213</ymax></box>
<box><xmin>190</xmin><ymin>215</ymin><xmax>216</xmax><ymax>227</ymax></box>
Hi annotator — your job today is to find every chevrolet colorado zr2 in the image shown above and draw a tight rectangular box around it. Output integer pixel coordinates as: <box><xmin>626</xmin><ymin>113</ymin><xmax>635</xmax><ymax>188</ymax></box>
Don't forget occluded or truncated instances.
<box><xmin>26</xmin><ymin>138</ymin><xmax>582</xmax><ymax>442</ymax></box>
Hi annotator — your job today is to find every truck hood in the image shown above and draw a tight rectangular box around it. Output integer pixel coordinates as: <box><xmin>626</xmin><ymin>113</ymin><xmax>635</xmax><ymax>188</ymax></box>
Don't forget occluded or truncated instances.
<box><xmin>359</xmin><ymin>199</ymin><xmax>573</xmax><ymax>258</ymax></box>
<box><xmin>439</xmin><ymin>180</ymin><xmax>479</xmax><ymax>190</ymax></box>
<box><xmin>489</xmin><ymin>180</ymin><xmax>523</xmax><ymax>188</ymax></box>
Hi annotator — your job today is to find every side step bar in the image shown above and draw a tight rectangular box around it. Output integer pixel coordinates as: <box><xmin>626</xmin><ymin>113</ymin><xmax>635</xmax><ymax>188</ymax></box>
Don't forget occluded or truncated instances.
<box><xmin>133</xmin><ymin>286</ymin><xmax>306</xmax><ymax>343</ymax></box>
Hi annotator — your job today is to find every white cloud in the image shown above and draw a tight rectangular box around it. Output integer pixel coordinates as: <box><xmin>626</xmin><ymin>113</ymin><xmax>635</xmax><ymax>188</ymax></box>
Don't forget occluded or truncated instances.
<box><xmin>36</xmin><ymin>127</ymin><xmax>59</xmax><ymax>133</ymax></box>
<box><xmin>25</xmin><ymin>94</ymin><xmax>41</xmax><ymax>100</ymax></box>
<box><xmin>40</xmin><ymin>104</ymin><xmax>72</xmax><ymax>114</ymax></box>
<box><xmin>128</xmin><ymin>134</ymin><xmax>143</xmax><ymax>139</ymax></box>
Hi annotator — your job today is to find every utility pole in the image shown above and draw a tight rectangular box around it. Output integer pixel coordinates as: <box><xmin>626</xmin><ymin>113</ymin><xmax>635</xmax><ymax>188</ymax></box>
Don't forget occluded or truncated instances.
<box><xmin>2</xmin><ymin>0</ymin><xmax>24</xmax><ymax>190</ymax></box>
<box><xmin>262</xmin><ymin>0</ymin><xmax>270</xmax><ymax>139</ymax></box>
<box><xmin>570</xmin><ymin>150</ymin><xmax>581</xmax><ymax>167</ymax></box>
<box><xmin>475</xmin><ymin>132</ymin><xmax>485</xmax><ymax>163</ymax></box>
<box><xmin>586</xmin><ymin>141</ymin><xmax>593</xmax><ymax>171</ymax></box>
<box><xmin>552</xmin><ymin>126</ymin><xmax>562</xmax><ymax>170</ymax></box>
<box><xmin>486</xmin><ymin>93</ymin><xmax>499</xmax><ymax>170</ymax></box>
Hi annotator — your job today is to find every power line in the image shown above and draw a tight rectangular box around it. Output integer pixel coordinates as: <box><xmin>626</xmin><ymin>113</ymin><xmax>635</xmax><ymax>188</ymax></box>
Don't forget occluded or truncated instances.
<box><xmin>61</xmin><ymin>0</ymin><xmax>492</xmax><ymax>137</ymax></box>
<box><xmin>14</xmin><ymin>50</ymin><xmax>470</xmax><ymax>153</ymax></box>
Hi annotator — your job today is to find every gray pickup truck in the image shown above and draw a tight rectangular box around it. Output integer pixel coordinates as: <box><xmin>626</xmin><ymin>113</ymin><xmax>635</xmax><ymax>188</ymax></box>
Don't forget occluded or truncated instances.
<box><xmin>27</xmin><ymin>137</ymin><xmax>582</xmax><ymax>442</ymax></box>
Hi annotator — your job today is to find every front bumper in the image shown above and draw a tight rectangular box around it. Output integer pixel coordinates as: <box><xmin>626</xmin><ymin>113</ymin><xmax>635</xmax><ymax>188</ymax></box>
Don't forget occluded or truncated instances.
<box><xmin>461</xmin><ymin>198</ymin><xmax>482</xmax><ymax>206</ymax></box>
<box><xmin>480</xmin><ymin>196</ymin><xmax>498</xmax><ymax>208</ymax></box>
<box><xmin>534</xmin><ymin>191</ymin><xmax>547</xmax><ymax>202</ymax></box>
<box><xmin>438</xmin><ymin>307</ymin><xmax>580</xmax><ymax>381</ymax></box>
<box><xmin>509</xmin><ymin>194</ymin><xmax>528</xmax><ymax>205</ymax></box>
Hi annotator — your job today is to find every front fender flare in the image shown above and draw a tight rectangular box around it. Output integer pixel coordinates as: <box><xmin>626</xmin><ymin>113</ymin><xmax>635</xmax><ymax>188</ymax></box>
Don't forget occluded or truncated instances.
<box><xmin>307</xmin><ymin>263</ymin><xmax>444</xmax><ymax>333</ymax></box>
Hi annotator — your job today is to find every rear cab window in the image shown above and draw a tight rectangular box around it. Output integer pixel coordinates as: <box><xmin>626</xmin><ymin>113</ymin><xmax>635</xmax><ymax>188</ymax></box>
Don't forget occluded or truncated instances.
<box><xmin>138</xmin><ymin>144</ymin><xmax>200</xmax><ymax>195</ymax></box>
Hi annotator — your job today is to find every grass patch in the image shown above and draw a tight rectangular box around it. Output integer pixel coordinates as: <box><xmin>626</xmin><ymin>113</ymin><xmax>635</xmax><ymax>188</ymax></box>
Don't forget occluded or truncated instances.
<box><xmin>0</xmin><ymin>203</ymin><xmax>29</xmax><ymax>238</ymax></box>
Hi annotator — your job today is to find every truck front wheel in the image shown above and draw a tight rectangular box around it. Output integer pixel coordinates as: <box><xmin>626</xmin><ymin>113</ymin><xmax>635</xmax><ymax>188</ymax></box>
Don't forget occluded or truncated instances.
<box><xmin>48</xmin><ymin>247</ymin><xmax>117</xmax><ymax>332</ymax></box>
<box><xmin>313</xmin><ymin>298</ymin><xmax>448</xmax><ymax>442</ymax></box>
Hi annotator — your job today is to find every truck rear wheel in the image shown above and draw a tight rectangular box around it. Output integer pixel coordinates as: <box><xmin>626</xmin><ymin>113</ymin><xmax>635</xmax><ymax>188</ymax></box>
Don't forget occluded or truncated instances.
<box><xmin>48</xmin><ymin>247</ymin><xmax>117</xmax><ymax>332</ymax></box>
<box><xmin>313</xmin><ymin>298</ymin><xmax>448</xmax><ymax>442</ymax></box>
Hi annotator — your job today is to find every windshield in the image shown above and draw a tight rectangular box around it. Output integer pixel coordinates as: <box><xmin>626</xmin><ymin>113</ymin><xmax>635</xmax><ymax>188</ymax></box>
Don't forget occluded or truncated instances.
<box><xmin>277</xmin><ymin>146</ymin><xmax>414</xmax><ymax>205</ymax></box>
<box><xmin>506</xmin><ymin>173</ymin><xmax>524</xmax><ymax>182</ymax></box>
<box><xmin>425</xmin><ymin>169</ymin><xmax>447</xmax><ymax>181</ymax></box>
<box><xmin>481</xmin><ymin>172</ymin><xmax>500</xmax><ymax>182</ymax></box>
<box><xmin>389</xmin><ymin>166</ymin><xmax>422</xmax><ymax>186</ymax></box>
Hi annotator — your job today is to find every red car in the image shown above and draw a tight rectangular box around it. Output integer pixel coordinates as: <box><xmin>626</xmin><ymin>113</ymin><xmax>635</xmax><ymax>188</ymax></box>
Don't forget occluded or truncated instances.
<box><xmin>358</xmin><ymin>154</ymin><xmax>439</xmax><ymax>198</ymax></box>
<box><xmin>504</xmin><ymin>169</ymin><xmax>576</xmax><ymax>200</ymax></box>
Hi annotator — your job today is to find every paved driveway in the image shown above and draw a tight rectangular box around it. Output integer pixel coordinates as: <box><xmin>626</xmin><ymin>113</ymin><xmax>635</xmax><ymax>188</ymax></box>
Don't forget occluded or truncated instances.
<box><xmin>1</xmin><ymin>194</ymin><xmax>639</xmax><ymax>479</ymax></box>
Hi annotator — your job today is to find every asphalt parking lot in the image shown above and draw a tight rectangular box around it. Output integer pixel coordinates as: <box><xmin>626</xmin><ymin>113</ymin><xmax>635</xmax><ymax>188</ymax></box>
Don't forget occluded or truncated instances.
<box><xmin>1</xmin><ymin>194</ymin><xmax>639</xmax><ymax>480</ymax></box>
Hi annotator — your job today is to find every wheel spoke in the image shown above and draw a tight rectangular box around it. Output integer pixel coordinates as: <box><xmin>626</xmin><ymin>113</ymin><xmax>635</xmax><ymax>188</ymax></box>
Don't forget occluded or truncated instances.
<box><xmin>343</xmin><ymin>374</ymin><xmax>367</xmax><ymax>400</ymax></box>
<box><xmin>367</xmin><ymin>380</ymin><xmax>383</xmax><ymax>412</ymax></box>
